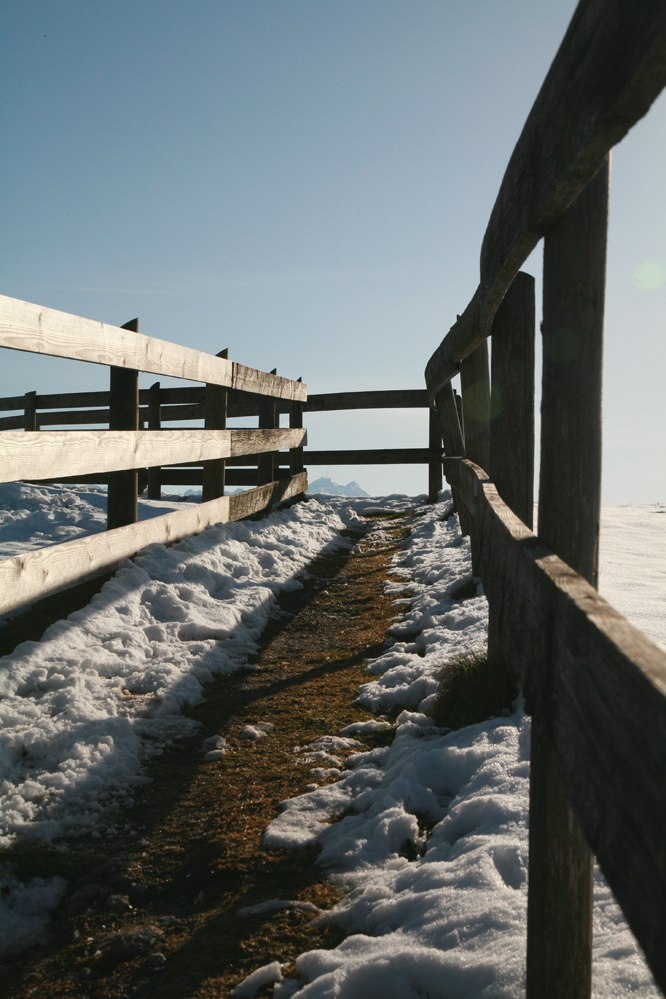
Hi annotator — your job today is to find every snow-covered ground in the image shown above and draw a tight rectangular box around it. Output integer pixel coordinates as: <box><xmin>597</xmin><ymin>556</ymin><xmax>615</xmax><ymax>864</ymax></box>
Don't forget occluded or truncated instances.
<box><xmin>0</xmin><ymin>482</ymin><xmax>663</xmax><ymax>996</ymax></box>
<box><xmin>599</xmin><ymin>504</ymin><xmax>666</xmax><ymax>650</ymax></box>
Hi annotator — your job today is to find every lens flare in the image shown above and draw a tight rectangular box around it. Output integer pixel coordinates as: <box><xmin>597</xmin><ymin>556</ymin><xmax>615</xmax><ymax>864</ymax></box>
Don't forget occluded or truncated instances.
<box><xmin>634</xmin><ymin>259</ymin><xmax>666</xmax><ymax>291</ymax></box>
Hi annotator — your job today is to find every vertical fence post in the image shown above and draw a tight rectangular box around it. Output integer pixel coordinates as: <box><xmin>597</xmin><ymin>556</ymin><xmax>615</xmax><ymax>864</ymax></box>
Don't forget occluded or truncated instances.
<box><xmin>257</xmin><ymin>369</ymin><xmax>278</xmax><ymax>486</ymax></box>
<box><xmin>147</xmin><ymin>381</ymin><xmax>161</xmax><ymax>500</ymax></box>
<box><xmin>289</xmin><ymin>377</ymin><xmax>305</xmax><ymax>478</ymax></box>
<box><xmin>428</xmin><ymin>405</ymin><xmax>443</xmax><ymax>502</ymax></box>
<box><xmin>433</xmin><ymin>381</ymin><xmax>467</xmax><ymax>530</ymax></box>
<box><xmin>434</xmin><ymin>382</ymin><xmax>464</xmax><ymax>457</ymax></box>
<box><xmin>460</xmin><ymin>342</ymin><xmax>490</xmax><ymax>471</ymax></box>
<box><xmin>489</xmin><ymin>271</ymin><xmax>535</xmax><ymax>529</ymax></box>
<box><xmin>460</xmin><ymin>342</ymin><xmax>490</xmax><ymax>571</ymax></box>
<box><xmin>526</xmin><ymin>158</ymin><xmax>609</xmax><ymax>999</ymax></box>
<box><xmin>107</xmin><ymin>318</ymin><xmax>140</xmax><ymax>530</ymax></box>
<box><xmin>202</xmin><ymin>349</ymin><xmax>228</xmax><ymax>503</ymax></box>
<box><xmin>487</xmin><ymin>271</ymin><xmax>536</xmax><ymax>670</ymax></box>
<box><xmin>454</xmin><ymin>389</ymin><xmax>463</xmax><ymax>433</ymax></box>
<box><xmin>23</xmin><ymin>391</ymin><xmax>39</xmax><ymax>431</ymax></box>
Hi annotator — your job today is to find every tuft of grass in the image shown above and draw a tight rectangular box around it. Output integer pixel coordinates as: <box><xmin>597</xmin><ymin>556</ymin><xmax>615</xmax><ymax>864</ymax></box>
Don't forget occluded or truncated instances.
<box><xmin>430</xmin><ymin>651</ymin><xmax>517</xmax><ymax>731</ymax></box>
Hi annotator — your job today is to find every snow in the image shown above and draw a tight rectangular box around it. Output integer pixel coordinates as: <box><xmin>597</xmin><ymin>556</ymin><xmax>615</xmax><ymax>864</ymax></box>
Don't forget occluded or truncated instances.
<box><xmin>0</xmin><ymin>481</ymin><xmax>188</xmax><ymax>560</ymax></box>
<box><xmin>241</xmin><ymin>721</ymin><xmax>275</xmax><ymax>740</ymax></box>
<box><xmin>230</xmin><ymin>960</ymin><xmax>284</xmax><ymax>998</ymax></box>
<box><xmin>0</xmin><ymin>482</ymin><xmax>663</xmax><ymax>995</ymax></box>
<box><xmin>202</xmin><ymin>733</ymin><xmax>228</xmax><ymax>761</ymax></box>
<box><xmin>599</xmin><ymin>504</ymin><xmax>666</xmax><ymax>650</ymax></box>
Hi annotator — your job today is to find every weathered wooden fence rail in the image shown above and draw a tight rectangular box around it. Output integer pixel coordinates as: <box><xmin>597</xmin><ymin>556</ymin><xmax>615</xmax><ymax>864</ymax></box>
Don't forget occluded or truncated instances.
<box><xmin>426</xmin><ymin>1</ymin><xmax>666</xmax><ymax>996</ymax></box>
<box><xmin>0</xmin><ymin>294</ymin><xmax>308</xmax><ymax>618</ymax></box>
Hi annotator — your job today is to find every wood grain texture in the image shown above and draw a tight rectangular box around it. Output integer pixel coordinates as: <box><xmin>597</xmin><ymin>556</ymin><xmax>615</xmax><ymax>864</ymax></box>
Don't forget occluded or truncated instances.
<box><xmin>425</xmin><ymin>0</ymin><xmax>666</xmax><ymax>393</ymax></box>
<box><xmin>0</xmin><ymin>428</ymin><xmax>307</xmax><ymax>482</ymax></box>
<box><xmin>227</xmin><ymin>471</ymin><xmax>308</xmax><ymax>521</ymax></box>
<box><xmin>527</xmin><ymin>715</ymin><xmax>593</xmax><ymax>999</ymax></box>
<box><xmin>460</xmin><ymin>342</ymin><xmax>490</xmax><ymax>471</ymax></box>
<box><xmin>526</xmin><ymin>163</ymin><xmax>609</xmax><ymax>999</ymax></box>
<box><xmin>489</xmin><ymin>271</ymin><xmax>535</xmax><ymax>528</ymax></box>
<box><xmin>0</xmin><ymin>472</ymin><xmax>308</xmax><ymax>617</ymax></box>
<box><xmin>443</xmin><ymin>456</ymin><xmax>666</xmax><ymax>994</ymax></box>
<box><xmin>0</xmin><ymin>294</ymin><xmax>307</xmax><ymax>401</ymax></box>
<box><xmin>230</xmin><ymin>427</ymin><xmax>305</xmax><ymax>458</ymax></box>
<box><xmin>538</xmin><ymin>161</ymin><xmax>608</xmax><ymax>588</ymax></box>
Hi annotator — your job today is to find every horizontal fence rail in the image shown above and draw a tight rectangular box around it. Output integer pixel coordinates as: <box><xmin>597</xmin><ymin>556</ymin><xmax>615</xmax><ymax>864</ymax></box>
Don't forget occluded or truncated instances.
<box><xmin>0</xmin><ymin>473</ymin><xmax>307</xmax><ymax>617</ymax></box>
<box><xmin>0</xmin><ymin>428</ymin><xmax>307</xmax><ymax>484</ymax></box>
<box><xmin>302</xmin><ymin>448</ymin><xmax>437</xmax><ymax>465</ymax></box>
<box><xmin>0</xmin><ymin>387</ymin><xmax>429</xmax><ymax>424</ymax></box>
<box><xmin>424</xmin><ymin>2</ymin><xmax>666</xmax><ymax>997</ymax></box>
<box><xmin>0</xmin><ymin>296</ymin><xmax>306</xmax><ymax>401</ymax></box>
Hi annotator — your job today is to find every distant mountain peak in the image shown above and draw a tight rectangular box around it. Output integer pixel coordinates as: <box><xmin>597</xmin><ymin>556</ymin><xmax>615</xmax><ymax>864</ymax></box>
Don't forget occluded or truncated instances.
<box><xmin>308</xmin><ymin>476</ymin><xmax>369</xmax><ymax>497</ymax></box>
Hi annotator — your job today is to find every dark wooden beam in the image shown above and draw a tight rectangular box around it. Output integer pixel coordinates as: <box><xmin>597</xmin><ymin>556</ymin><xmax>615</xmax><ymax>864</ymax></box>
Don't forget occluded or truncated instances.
<box><xmin>526</xmin><ymin>159</ymin><xmax>610</xmax><ymax>999</ymax></box>
<box><xmin>107</xmin><ymin>319</ymin><xmax>140</xmax><ymax>530</ymax></box>
<box><xmin>489</xmin><ymin>271</ymin><xmax>535</xmax><ymax>529</ymax></box>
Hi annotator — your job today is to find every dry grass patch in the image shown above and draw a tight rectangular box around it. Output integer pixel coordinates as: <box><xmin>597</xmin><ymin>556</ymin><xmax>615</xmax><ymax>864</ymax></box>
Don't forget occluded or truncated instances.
<box><xmin>431</xmin><ymin>652</ymin><xmax>517</xmax><ymax>731</ymax></box>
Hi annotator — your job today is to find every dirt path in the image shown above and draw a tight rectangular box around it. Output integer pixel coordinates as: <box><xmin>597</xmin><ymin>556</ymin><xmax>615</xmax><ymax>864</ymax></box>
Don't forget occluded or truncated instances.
<box><xmin>3</xmin><ymin>509</ymin><xmax>412</xmax><ymax>999</ymax></box>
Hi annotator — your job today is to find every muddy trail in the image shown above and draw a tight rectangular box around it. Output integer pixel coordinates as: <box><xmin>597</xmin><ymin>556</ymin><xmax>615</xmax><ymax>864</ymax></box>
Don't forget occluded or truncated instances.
<box><xmin>2</xmin><ymin>508</ymin><xmax>413</xmax><ymax>999</ymax></box>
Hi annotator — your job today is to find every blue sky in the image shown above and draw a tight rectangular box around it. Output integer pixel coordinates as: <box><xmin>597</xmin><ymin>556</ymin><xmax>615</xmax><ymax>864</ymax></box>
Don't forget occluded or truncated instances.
<box><xmin>2</xmin><ymin>1</ymin><xmax>665</xmax><ymax>501</ymax></box>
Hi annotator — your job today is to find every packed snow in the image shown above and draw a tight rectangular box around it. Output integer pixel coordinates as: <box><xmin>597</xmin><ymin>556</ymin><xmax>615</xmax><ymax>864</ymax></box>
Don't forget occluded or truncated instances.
<box><xmin>0</xmin><ymin>481</ymin><xmax>663</xmax><ymax>996</ymax></box>
<box><xmin>599</xmin><ymin>504</ymin><xmax>666</xmax><ymax>650</ymax></box>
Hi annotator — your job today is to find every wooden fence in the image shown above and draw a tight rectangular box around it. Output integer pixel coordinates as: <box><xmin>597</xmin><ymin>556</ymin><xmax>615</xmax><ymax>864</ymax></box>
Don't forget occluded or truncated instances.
<box><xmin>425</xmin><ymin>1</ymin><xmax>666</xmax><ymax>996</ymax></box>
<box><xmin>0</xmin><ymin>383</ymin><xmax>443</xmax><ymax>498</ymax></box>
<box><xmin>3</xmin><ymin>2</ymin><xmax>664</xmax><ymax>994</ymax></box>
<box><xmin>0</xmin><ymin>298</ymin><xmax>442</xmax><ymax>619</ymax></box>
<box><xmin>0</xmin><ymin>295</ymin><xmax>308</xmax><ymax>618</ymax></box>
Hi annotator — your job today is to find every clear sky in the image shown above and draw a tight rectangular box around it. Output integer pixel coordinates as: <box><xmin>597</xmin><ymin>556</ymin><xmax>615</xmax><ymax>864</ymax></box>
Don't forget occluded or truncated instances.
<box><xmin>2</xmin><ymin>1</ymin><xmax>665</xmax><ymax>502</ymax></box>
